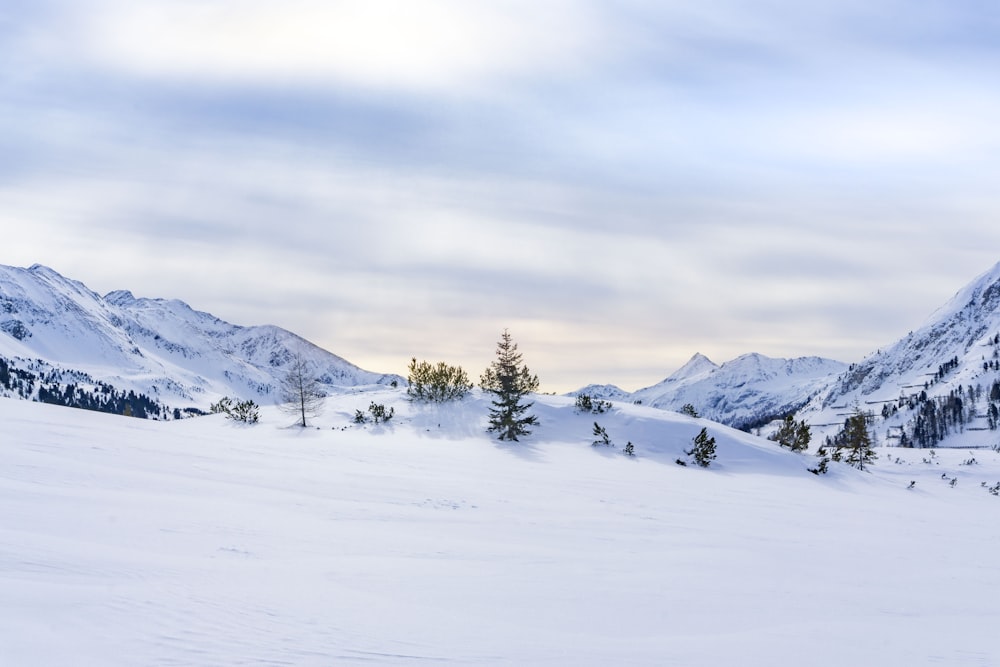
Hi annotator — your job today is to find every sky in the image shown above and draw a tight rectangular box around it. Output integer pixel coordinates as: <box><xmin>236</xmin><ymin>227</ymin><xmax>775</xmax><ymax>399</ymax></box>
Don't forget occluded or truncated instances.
<box><xmin>3</xmin><ymin>0</ymin><xmax>1000</xmax><ymax>393</ymax></box>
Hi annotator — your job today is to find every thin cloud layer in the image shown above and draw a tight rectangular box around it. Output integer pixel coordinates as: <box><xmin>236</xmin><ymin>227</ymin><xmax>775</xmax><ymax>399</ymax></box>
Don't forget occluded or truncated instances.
<box><xmin>2</xmin><ymin>0</ymin><xmax>1000</xmax><ymax>391</ymax></box>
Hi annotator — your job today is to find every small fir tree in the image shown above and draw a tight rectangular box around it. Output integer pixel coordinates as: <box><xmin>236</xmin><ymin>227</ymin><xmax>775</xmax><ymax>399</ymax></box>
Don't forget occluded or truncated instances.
<box><xmin>480</xmin><ymin>329</ymin><xmax>539</xmax><ymax>442</ymax></box>
<box><xmin>686</xmin><ymin>427</ymin><xmax>717</xmax><ymax>467</ymax></box>
<box><xmin>680</xmin><ymin>403</ymin><xmax>700</xmax><ymax>418</ymax></box>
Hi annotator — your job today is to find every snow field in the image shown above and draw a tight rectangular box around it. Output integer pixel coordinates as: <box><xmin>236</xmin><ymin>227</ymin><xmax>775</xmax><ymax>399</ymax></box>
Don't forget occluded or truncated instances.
<box><xmin>2</xmin><ymin>391</ymin><xmax>999</xmax><ymax>665</ymax></box>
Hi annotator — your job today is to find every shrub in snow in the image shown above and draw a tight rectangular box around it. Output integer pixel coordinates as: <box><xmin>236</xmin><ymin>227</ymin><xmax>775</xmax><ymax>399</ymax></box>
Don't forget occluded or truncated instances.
<box><xmin>575</xmin><ymin>394</ymin><xmax>611</xmax><ymax>414</ymax></box>
<box><xmin>623</xmin><ymin>441</ymin><xmax>635</xmax><ymax>457</ymax></box>
<box><xmin>680</xmin><ymin>404</ymin><xmax>699</xmax><ymax>418</ymax></box>
<box><xmin>229</xmin><ymin>399</ymin><xmax>260</xmax><ymax>424</ymax></box>
<box><xmin>686</xmin><ymin>427</ymin><xmax>716</xmax><ymax>468</ymax></box>
<box><xmin>355</xmin><ymin>402</ymin><xmax>394</xmax><ymax>425</ymax></box>
<box><xmin>210</xmin><ymin>396</ymin><xmax>259</xmax><ymax>424</ymax></box>
<box><xmin>592</xmin><ymin>422</ymin><xmax>612</xmax><ymax>447</ymax></box>
<box><xmin>368</xmin><ymin>402</ymin><xmax>394</xmax><ymax>424</ymax></box>
<box><xmin>480</xmin><ymin>329</ymin><xmax>539</xmax><ymax>442</ymax></box>
<box><xmin>406</xmin><ymin>358</ymin><xmax>472</xmax><ymax>403</ymax></box>
<box><xmin>808</xmin><ymin>447</ymin><xmax>831</xmax><ymax>475</ymax></box>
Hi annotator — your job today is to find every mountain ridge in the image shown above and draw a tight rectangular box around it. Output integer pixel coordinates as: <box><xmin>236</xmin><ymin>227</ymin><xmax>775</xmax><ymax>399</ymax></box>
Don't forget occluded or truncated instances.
<box><xmin>0</xmin><ymin>263</ymin><xmax>401</xmax><ymax>415</ymax></box>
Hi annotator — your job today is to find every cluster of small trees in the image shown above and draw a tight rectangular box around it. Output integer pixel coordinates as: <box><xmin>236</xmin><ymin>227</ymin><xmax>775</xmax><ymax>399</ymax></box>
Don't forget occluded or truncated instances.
<box><xmin>814</xmin><ymin>408</ymin><xmax>876</xmax><ymax>473</ymax></box>
<box><xmin>770</xmin><ymin>415</ymin><xmax>811</xmax><ymax>452</ymax></box>
<box><xmin>210</xmin><ymin>396</ymin><xmax>260</xmax><ymax>423</ymax></box>
<box><xmin>406</xmin><ymin>358</ymin><xmax>472</xmax><ymax>403</ymax></box>
<box><xmin>354</xmin><ymin>402</ymin><xmax>394</xmax><ymax>424</ymax></box>
<box><xmin>575</xmin><ymin>394</ymin><xmax>611</xmax><ymax>414</ymax></box>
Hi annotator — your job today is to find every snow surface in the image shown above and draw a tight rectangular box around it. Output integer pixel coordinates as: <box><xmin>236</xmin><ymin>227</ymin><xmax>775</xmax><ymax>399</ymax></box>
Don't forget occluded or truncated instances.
<box><xmin>3</xmin><ymin>392</ymin><xmax>999</xmax><ymax>666</ymax></box>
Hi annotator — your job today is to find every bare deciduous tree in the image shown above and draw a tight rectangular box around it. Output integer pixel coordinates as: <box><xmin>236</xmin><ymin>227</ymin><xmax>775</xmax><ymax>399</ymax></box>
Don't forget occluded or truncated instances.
<box><xmin>279</xmin><ymin>352</ymin><xmax>325</xmax><ymax>427</ymax></box>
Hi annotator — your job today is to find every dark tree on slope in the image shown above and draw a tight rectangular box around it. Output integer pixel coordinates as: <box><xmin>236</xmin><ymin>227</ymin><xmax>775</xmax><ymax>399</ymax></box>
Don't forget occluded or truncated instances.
<box><xmin>686</xmin><ymin>427</ymin><xmax>717</xmax><ymax>467</ymax></box>
<box><xmin>279</xmin><ymin>352</ymin><xmax>325</xmax><ymax>427</ymax></box>
<box><xmin>841</xmin><ymin>409</ymin><xmax>877</xmax><ymax>471</ymax></box>
<box><xmin>480</xmin><ymin>329</ymin><xmax>539</xmax><ymax>441</ymax></box>
<box><xmin>770</xmin><ymin>415</ymin><xmax>811</xmax><ymax>452</ymax></box>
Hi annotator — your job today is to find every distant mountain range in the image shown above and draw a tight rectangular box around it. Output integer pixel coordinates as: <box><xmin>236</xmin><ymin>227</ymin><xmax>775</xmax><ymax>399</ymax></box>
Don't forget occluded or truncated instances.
<box><xmin>574</xmin><ymin>261</ymin><xmax>1000</xmax><ymax>447</ymax></box>
<box><xmin>5</xmin><ymin>260</ymin><xmax>1000</xmax><ymax>448</ymax></box>
<box><xmin>0</xmin><ymin>263</ymin><xmax>400</xmax><ymax>417</ymax></box>
<box><xmin>573</xmin><ymin>352</ymin><xmax>847</xmax><ymax>431</ymax></box>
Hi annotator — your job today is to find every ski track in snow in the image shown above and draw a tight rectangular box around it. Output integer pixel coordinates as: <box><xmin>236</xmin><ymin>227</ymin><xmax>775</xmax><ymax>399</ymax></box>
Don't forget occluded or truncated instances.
<box><xmin>2</xmin><ymin>392</ymin><xmax>1000</xmax><ymax>666</ymax></box>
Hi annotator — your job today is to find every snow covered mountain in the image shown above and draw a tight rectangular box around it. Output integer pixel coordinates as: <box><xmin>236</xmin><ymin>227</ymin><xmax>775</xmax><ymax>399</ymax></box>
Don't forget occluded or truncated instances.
<box><xmin>573</xmin><ymin>352</ymin><xmax>847</xmax><ymax>431</ymax></box>
<box><xmin>801</xmin><ymin>260</ymin><xmax>1000</xmax><ymax>448</ymax></box>
<box><xmin>0</xmin><ymin>263</ymin><xmax>400</xmax><ymax>415</ymax></box>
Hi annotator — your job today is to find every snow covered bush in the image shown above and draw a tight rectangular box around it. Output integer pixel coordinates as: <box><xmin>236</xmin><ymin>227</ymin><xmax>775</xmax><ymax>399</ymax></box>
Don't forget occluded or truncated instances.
<box><xmin>407</xmin><ymin>358</ymin><xmax>472</xmax><ymax>403</ymax></box>
<box><xmin>592</xmin><ymin>422</ymin><xmax>612</xmax><ymax>447</ymax></box>
<box><xmin>575</xmin><ymin>394</ymin><xmax>611</xmax><ymax>414</ymax></box>
<box><xmin>355</xmin><ymin>402</ymin><xmax>395</xmax><ymax>424</ymax></box>
<box><xmin>210</xmin><ymin>396</ymin><xmax>259</xmax><ymax>424</ymax></box>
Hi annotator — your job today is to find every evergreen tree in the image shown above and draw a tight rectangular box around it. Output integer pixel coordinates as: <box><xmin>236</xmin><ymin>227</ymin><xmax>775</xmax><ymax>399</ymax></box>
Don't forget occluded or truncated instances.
<box><xmin>770</xmin><ymin>415</ymin><xmax>811</xmax><ymax>452</ymax></box>
<box><xmin>686</xmin><ymin>427</ymin><xmax>717</xmax><ymax>467</ymax></box>
<box><xmin>480</xmin><ymin>329</ymin><xmax>539</xmax><ymax>441</ymax></box>
<box><xmin>842</xmin><ymin>408</ymin><xmax>877</xmax><ymax>471</ymax></box>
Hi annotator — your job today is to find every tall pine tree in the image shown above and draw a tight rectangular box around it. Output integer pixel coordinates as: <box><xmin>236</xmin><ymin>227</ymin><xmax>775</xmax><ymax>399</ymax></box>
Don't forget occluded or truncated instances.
<box><xmin>842</xmin><ymin>408</ymin><xmax>876</xmax><ymax>471</ymax></box>
<box><xmin>480</xmin><ymin>329</ymin><xmax>539</xmax><ymax>441</ymax></box>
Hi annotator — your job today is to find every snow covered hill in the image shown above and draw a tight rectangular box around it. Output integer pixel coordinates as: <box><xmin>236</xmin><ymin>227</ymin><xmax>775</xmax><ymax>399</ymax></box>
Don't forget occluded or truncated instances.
<box><xmin>802</xmin><ymin>261</ymin><xmax>1000</xmax><ymax>448</ymax></box>
<box><xmin>3</xmin><ymin>392</ymin><xmax>999</xmax><ymax>665</ymax></box>
<box><xmin>573</xmin><ymin>352</ymin><xmax>847</xmax><ymax>431</ymax></box>
<box><xmin>0</xmin><ymin>263</ymin><xmax>400</xmax><ymax>414</ymax></box>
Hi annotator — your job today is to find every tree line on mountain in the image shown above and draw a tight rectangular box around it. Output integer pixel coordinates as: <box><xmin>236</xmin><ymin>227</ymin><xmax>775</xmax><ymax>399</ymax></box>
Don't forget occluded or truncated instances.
<box><xmin>1</xmin><ymin>355</ymin><xmax>175</xmax><ymax>419</ymax></box>
<box><xmin>875</xmin><ymin>376</ymin><xmax>1000</xmax><ymax>448</ymax></box>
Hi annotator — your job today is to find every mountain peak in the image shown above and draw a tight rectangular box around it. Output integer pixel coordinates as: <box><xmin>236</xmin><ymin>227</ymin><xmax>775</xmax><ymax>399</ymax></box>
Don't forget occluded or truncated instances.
<box><xmin>104</xmin><ymin>290</ymin><xmax>136</xmax><ymax>306</ymax></box>
<box><xmin>668</xmin><ymin>353</ymin><xmax>720</xmax><ymax>382</ymax></box>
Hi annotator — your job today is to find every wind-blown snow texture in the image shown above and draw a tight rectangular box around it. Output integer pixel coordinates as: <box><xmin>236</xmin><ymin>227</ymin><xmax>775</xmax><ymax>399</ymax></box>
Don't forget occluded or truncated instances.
<box><xmin>3</xmin><ymin>393</ymin><xmax>999</xmax><ymax>666</ymax></box>
<box><xmin>0</xmin><ymin>263</ymin><xmax>400</xmax><ymax>410</ymax></box>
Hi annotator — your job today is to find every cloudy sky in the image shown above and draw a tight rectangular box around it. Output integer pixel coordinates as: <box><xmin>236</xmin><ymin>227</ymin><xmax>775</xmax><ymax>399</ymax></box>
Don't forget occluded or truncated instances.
<box><xmin>3</xmin><ymin>1</ymin><xmax>1000</xmax><ymax>392</ymax></box>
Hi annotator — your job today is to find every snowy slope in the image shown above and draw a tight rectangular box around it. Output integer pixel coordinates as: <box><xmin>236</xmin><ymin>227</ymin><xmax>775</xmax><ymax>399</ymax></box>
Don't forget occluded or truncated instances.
<box><xmin>0</xmin><ymin>263</ymin><xmax>400</xmax><ymax>410</ymax></box>
<box><xmin>2</xmin><ymin>393</ymin><xmax>999</xmax><ymax>666</ymax></box>
<box><xmin>802</xmin><ymin>260</ymin><xmax>1000</xmax><ymax>447</ymax></box>
<box><xmin>575</xmin><ymin>352</ymin><xmax>847</xmax><ymax>430</ymax></box>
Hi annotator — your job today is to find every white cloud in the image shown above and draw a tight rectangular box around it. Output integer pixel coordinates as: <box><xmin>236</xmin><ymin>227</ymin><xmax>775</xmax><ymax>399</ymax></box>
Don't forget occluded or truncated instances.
<box><xmin>69</xmin><ymin>0</ymin><xmax>601</xmax><ymax>92</ymax></box>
